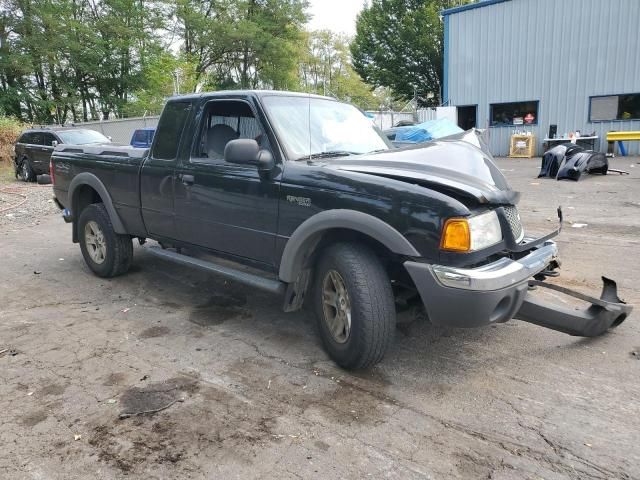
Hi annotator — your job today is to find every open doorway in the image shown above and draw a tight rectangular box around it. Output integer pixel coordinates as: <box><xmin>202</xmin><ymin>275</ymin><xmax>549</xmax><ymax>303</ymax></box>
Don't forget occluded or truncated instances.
<box><xmin>456</xmin><ymin>105</ymin><xmax>477</xmax><ymax>130</ymax></box>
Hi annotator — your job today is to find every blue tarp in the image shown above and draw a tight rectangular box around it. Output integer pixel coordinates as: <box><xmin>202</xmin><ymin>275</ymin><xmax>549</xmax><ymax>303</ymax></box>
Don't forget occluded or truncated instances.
<box><xmin>394</xmin><ymin>118</ymin><xmax>463</xmax><ymax>143</ymax></box>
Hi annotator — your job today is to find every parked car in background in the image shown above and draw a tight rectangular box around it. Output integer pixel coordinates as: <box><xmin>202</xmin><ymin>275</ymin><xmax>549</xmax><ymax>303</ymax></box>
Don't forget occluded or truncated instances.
<box><xmin>130</xmin><ymin>127</ymin><xmax>155</xmax><ymax>148</ymax></box>
<box><xmin>14</xmin><ymin>127</ymin><xmax>111</xmax><ymax>182</ymax></box>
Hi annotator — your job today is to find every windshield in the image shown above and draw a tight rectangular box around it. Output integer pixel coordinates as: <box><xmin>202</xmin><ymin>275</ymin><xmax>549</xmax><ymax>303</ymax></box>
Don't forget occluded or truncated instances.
<box><xmin>57</xmin><ymin>129</ymin><xmax>110</xmax><ymax>145</ymax></box>
<box><xmin>262</xmin><ymin>96</ymin><xmax>390</xmax><ymax>160</ymax></box>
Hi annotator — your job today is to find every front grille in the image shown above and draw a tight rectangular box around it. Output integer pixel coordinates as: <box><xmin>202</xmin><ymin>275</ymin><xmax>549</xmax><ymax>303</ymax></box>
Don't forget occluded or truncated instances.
<box><xmin>503</xmin><ymin>205</ymin><xmax>524</xmax><ymax>242</ymax></box>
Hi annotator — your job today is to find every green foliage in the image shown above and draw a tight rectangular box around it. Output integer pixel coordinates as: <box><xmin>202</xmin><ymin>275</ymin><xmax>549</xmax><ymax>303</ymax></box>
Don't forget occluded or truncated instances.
<box><xmin>351</xmin><ymin>0</ymin><xmax>471</xmax><ymax>106</ymax></box>
<box><xmin>0</xmin><ymin>0</ymin><xmax>167</xmax><ymax>122</ymax></box>
<box><xmin>0</xmin><ymin>0</ymin><xmax>406</xmax><ymax>122</ymax></box>
<box><xmin>177</xmin><ymin>0</ymin><xmax>308</xmax><ymax>90</ymax></box>
<box><xmin>299</xmin><ymin>30</ymin><xmax>384</xmax><ymax>110</ymax></box>
<box><xmin>0</xmin><ymin>116</ymin><xmax>27</xmax><ymax>163</ymax></box>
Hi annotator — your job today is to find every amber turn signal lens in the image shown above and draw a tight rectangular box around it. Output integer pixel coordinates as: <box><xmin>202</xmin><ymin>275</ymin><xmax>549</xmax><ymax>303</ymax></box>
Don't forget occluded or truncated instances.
<box><xmin>440</xmin><ymin>218</ymin><xmax>471</xmax><ymax>252</ymax></box>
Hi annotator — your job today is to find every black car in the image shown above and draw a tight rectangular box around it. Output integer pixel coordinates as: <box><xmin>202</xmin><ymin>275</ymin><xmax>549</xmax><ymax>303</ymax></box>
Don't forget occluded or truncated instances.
<box><xmin>14</xmin><ymin>127</ymin><xmax>111</xmax><ymax>182</ymax></box>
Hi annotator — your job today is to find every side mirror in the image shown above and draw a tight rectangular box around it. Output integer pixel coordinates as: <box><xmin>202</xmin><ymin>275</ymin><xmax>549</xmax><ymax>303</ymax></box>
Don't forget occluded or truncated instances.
<box><xmin>51</xmin><ymin>140</ymin><xmax>58</xmax><ymax>148</ymax></box>
<box><xmin>224</xmin><ymin>139</ymin><xmax>274</xmax><ymax>171</ymax></box>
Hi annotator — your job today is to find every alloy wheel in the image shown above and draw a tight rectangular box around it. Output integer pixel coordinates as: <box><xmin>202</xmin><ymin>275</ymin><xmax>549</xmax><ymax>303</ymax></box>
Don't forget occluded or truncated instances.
<box><xmin>322</xmin><ymin>269</ymin><xmax>352</xmax><ymax>343</ymax></box>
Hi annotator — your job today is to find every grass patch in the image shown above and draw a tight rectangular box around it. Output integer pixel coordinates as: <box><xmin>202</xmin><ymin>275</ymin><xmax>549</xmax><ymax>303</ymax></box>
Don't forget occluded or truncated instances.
<box><xmin>0</xmin><ymin>161</ymin><xmax>17</xmax><ymax>184</ymax></box>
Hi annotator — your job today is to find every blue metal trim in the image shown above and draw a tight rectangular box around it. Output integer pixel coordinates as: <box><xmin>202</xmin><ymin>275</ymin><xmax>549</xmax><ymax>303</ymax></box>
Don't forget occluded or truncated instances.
<box><xmin>442</xmin><ymin>0</ymin><xmax>512</xmax><ymax>17</ymax></box>
<box><xmin>443</xmin><ymin>14</ymin><xmax>450</xmax><ymax>105</ymax></box>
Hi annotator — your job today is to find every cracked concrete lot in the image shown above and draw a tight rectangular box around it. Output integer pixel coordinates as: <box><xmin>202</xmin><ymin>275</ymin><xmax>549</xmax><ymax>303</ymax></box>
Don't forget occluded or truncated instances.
<box><xmin>1</xmin><ymin>158</ymin><xmax>639</xmax><ymax>479</ymax></box>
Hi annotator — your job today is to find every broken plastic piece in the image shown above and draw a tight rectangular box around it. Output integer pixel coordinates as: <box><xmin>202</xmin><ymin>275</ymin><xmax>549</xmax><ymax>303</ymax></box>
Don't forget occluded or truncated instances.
<box><xmin>516</xmin><ymin>277</ymin><xmax>632</xmax><ymax>337</ymax></box>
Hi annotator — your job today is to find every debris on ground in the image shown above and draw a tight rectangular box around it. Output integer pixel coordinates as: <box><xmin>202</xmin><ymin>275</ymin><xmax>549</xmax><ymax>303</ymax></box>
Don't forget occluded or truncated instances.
<box><xmin>118</xmin><ymin>377</ymin><xmax>198</xmax><ymax>419</ymax></box>
<box><xmin>571</xmin><ymin>223</ymin><xmax>588</xmax><ymax>228</ymax></box>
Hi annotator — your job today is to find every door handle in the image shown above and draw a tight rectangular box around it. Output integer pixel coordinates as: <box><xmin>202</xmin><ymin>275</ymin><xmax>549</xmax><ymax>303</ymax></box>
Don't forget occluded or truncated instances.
<box><xmin>180</xmin><ymin>174</ymin><xmax>195</xmax><ymax>186</ymax></box>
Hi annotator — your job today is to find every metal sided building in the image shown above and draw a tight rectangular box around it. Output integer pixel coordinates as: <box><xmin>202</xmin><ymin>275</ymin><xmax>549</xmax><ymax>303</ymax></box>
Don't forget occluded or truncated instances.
<box><xmin>442</xmin><ymin>0</ymin><xmax>640</xmax><ymax>156</ymax></box>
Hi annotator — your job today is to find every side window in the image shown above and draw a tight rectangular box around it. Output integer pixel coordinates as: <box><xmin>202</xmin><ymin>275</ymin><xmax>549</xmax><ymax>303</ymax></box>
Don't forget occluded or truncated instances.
<box><xmin>21</xmin><ymin>132</ymin><xmax>37</xmax><ymax>144</ymax></box>
<box><xmin>151</xmin><ymin>101</ymin><xmax>191</xmax><ymax>161</ymax></box>
<box><xmin>191</xmin><ymin>100</ymin><xmax>270</xmax><ymax>164</ymax></box>
<box><xmin>42</xmin><ymin>133</ymin><xmax>57</xmax><ymax>146</ymax></box>
<box><xmin>29</xmin><ymin>133</ymin><xmax>44</xmax><ymax>145</ymax></box>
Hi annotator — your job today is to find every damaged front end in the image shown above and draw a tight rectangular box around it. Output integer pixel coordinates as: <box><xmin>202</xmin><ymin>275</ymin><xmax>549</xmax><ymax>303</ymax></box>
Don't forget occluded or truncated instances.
<box><xmin>405</xmin><ymin>207</ymin><xmax>633</xmax><ymax>338</ymax></box>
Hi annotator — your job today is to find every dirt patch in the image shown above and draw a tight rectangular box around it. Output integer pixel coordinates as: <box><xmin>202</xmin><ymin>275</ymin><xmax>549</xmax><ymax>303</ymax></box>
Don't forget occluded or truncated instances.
<box><xmin>88</xmin><ymin>422</ymin><xmax>185</xmax><ymax>473</ymax></box>
<box><xmin>21</xmin><ymin>409</ymin><xmax>48</xmax><ymax>427</ymax></box>
<box><xmin>224</xmin><ymin>358</ymin><xmax>392</xmax><ymax>426</ymax></box>
<box><xmin>102</xmin><ymin>372</ymin><xmax>128</xmax><ymax>386</ymax></box>
<box><xmin>38</xmin><ymin>382</ymin><xmax>67</xmax><ymax>396</ymax></box>
<box><xmin>139</xmin><ymin>326</ymin><xmax>171</xmax><ymax>339</ymax></box>
<box><xmin>188</xmin><ymin>294</ymin><xmax>252</xmax><ymax>326</ymax></box>
<box><xmin>119</xmin><ymin>377</ymin><xmax>199</xmax><ymax>418</ymax></box>
<box><xmin>87</xmin><ymin>381</ymin><xmax>282</xmax><ymax>474</ymax></box>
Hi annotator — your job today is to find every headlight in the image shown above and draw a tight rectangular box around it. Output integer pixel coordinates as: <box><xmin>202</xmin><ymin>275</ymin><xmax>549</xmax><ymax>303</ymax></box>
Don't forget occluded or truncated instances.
<box><xmin>440</xmin><ymin>210</ymin><xmax>502</xmax><ymax>252</ymax></box>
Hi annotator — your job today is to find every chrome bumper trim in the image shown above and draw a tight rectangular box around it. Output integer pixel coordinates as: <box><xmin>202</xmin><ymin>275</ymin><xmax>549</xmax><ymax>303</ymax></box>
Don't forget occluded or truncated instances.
<box><xmin>431</xmin><ymin>240</ymin><xmax>558</xmax><ymax>291</ymax></box>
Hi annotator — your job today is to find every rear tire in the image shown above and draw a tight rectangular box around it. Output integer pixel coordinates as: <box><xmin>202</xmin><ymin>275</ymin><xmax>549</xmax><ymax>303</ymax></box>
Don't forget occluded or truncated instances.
<box><xmin>313</xmin><ymin>242</ymin><xmax>395</xmax><ymax>369</ymax></box>
<box><xmin>78</xmin><ymin>204</ymin><xmax>133</xmax><ymax>278</ymax></box>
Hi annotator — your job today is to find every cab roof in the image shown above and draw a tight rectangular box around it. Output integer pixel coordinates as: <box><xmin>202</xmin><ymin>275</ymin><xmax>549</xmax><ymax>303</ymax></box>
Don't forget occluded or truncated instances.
<box><xmin>167</xmin><ymin>89</ymin><xmax>336</xmax><ymax>103</ymax></box>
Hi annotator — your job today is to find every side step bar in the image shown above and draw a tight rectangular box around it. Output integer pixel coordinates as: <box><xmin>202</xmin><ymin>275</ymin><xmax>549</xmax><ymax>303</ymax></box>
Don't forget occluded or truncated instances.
<box><xmin>515</xmin><ymin>277</ymin><xmax>632</xmax><ymax>337</ymax></box>
<box><xmin>144</xmin><ymin>245</ymin><xmax>286</xmax><ymax>296</ymax></box>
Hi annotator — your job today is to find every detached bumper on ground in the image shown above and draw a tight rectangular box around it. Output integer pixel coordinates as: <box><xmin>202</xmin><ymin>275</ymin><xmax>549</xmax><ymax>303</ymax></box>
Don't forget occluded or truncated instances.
<box><xmin>405</xmin><ymin>240</ymin><xmax>632</xmax><ymax>335</ymax></box>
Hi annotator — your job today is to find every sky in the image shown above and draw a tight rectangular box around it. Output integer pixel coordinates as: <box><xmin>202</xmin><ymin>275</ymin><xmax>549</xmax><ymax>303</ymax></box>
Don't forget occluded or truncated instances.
<box><xmin>307</xmin><ymin>0</ymin><xmax>364</xmax><ymax>36</ymax></box>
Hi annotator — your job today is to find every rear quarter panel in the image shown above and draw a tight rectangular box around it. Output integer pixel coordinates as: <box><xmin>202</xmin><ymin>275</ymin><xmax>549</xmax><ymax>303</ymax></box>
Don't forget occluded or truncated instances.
<box><xmin>52</xmin><ymin>150</ymin><xmax>145</xmax><ymax>236</ymax></box>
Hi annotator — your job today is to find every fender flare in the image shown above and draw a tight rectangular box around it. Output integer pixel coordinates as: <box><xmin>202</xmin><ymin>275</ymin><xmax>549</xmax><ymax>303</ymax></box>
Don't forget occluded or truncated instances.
<box><xmin>278</xmin><ymin>209</ymin><xmax>421</xmax><ymax>283</ymax></box>
<box><xmin>68</xmin><ymin>172</ymin><xmax>127</xmax><ymax>235</ymax></box>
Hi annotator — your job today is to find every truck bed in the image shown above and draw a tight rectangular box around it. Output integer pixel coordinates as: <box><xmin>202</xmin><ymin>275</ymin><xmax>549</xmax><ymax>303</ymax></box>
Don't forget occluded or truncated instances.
<box><xmin>52</xmin><ymin>143</ymin><xmax>149</xmax><ymax>238</ymax></box>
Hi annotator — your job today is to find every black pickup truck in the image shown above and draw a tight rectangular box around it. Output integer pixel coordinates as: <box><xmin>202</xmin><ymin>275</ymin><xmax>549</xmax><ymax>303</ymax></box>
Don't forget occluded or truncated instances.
<box><xmin>51</xmin><ymin>90</ymin><xmax>632</xmax><ymax>369</ymax></box>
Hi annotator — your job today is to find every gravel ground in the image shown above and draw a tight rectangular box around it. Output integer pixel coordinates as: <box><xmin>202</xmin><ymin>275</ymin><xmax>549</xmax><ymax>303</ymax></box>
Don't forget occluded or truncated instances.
<box><xmin>0</xmin><ymin>156</ymin><xmax>638</xmax><ymax>479</ymax></box>
<box><xmin>0</xmin><ymin>173</ymin><xmax>59</xmax><ymax>230</ymax></box>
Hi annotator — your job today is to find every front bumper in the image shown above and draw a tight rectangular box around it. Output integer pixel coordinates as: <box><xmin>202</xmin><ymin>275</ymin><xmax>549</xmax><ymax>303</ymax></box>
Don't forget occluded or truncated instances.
<box><xmin>404</xmin><ymin>239</ymin><xmax>632</xmax><ymax>335</ymax></box>
<box><xmin>404</xmin><ymin>241</ymin><xmax>558</xmax><ymax>328</ymax></box>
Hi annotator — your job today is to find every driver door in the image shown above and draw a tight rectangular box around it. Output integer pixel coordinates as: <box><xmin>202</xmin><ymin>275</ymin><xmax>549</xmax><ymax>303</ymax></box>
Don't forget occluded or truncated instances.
<box><xmin>173</xmin><ymin>98</ymin><xmax>281</xmax><ymax>267</ymax></box>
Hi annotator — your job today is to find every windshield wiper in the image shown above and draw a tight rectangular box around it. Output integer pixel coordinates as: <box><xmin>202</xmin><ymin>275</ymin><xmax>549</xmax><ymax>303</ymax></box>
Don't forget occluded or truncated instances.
<box><xmin>294</xmin><ymin>150</ymin><xmax>358</xmax><ymax>161</ymax></box>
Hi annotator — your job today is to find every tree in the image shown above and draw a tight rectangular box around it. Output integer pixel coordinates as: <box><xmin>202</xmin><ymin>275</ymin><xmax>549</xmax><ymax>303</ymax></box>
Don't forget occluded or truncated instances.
<box><xmin>0</xmin><ymin>0</ymin><xmax>165</xmax><ymax>122</ymax></box>
<box><xmin>300</xmin><ymin>30</ymin><xmax>383</xmax><ymax>110</ymax></box>
<box><xmin>175</xmin><ymin>0</ymin><xmax>308</xmax><ymax>91</ymax></box>
<box><xmin>350</xmin><ymin>0</ymin><xmax>470</xmax><ymax>106</ymax></box>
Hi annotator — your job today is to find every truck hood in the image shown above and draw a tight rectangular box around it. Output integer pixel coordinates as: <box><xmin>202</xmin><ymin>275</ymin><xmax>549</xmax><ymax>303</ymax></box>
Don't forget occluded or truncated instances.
<box><xmin>321</xmin><ymin>130</ymin><xmax>519</xmax><ymax>205</ymax></box>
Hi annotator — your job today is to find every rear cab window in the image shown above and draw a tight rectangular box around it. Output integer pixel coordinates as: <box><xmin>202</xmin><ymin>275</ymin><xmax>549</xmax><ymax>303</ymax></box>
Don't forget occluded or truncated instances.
<box><xmin>132</xmin><ymin>130</ymin><xmax>147</xmax><ymax>143</ymax></box>
<box><xmin>151</xmin><ymin>101</ymin><xmax>191</xmax><ymax>160</ymax></box>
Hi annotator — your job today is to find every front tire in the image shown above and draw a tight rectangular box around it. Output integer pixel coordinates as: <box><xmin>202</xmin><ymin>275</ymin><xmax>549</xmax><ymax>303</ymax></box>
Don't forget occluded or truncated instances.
<box><xmin>313</xmin><ymin>242</ymin><xmax>395</xmax><ymax>369</ymax></box>
<box><xmin>78</xmin><ymin>204</ymin><xmax>133</xmax><ymax>278</ymax></box>
<box><xmin>19</xmin><ymin>159</ymin><xmax>35</xmax><ymax>182</ymax></box>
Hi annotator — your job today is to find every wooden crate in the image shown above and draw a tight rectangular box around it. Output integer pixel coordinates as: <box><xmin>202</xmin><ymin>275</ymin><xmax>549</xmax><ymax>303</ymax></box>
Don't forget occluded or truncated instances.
<box><xmin>509</xmin><ymin>134</ymin><xmax>536</xmax><ymax>158</ymax></box>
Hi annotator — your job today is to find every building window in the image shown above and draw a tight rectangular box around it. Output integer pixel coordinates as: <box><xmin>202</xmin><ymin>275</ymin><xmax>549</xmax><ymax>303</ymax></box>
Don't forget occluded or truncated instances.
<box><xmin>489</xmin><ymin>101</ymin><xmax>538</xmax><ymax>127</ymax></box>
<box><xmin>589</xmin><ymin>94</ymin><xmax>640</xmax><ymax>122</ymax></box>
